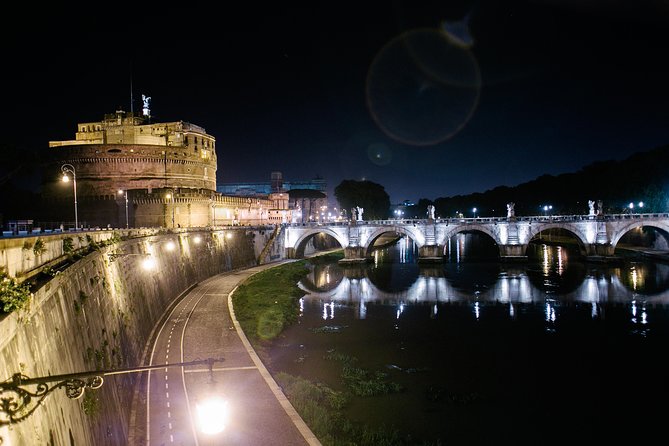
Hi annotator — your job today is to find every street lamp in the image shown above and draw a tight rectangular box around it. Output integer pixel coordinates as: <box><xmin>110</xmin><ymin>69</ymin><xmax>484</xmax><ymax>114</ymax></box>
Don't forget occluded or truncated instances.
<box><xmin>165</xmin><ymin>190</ymin><xmax>175</xmax><ymax>228</ymax></box>
<box><xmin>472</xmin><ymin>207</ymin><xmax>477</xmax><ymax>218</ymax></box>
<box><xmin>0</xmin><ymin>358</ymin><xmax>224</xmax><ymax>427</ymax></box>
<box><xmin>61</xmin><ymin>164</ymin><xmax>78</xmax><ymax>230</ymax></box>
<box><xmin>118</xmin><ymin>190</ymin><xmax>129</xmax><ymax>228</ymax></box>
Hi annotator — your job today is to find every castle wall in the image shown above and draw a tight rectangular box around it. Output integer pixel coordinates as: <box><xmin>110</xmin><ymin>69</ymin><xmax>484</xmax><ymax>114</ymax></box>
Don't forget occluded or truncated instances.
<box><xmin>44</xmin><ymin>144</ymin><xmax>217</xmax><ymax>197</ymax></box>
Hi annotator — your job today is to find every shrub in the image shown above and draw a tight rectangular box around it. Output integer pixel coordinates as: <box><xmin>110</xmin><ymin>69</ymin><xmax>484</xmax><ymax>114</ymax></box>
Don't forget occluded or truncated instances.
<box><xmin>0</xmin><ymin>269</ymin><xmax>33</xmax><ymax>314</ymax></box>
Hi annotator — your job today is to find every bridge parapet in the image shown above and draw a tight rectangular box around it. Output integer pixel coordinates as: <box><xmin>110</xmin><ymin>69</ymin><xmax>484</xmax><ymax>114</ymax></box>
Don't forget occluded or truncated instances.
<box><xmin>283</xmin><ymin>213</ymin><xmax>669</xmax><ymax>263</ymax></box>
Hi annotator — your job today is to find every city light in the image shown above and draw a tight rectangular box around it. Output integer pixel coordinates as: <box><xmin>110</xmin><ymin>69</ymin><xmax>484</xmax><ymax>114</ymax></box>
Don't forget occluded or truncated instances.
<box><xmin>61</xmin><ymin>164</ymin><xmax>78</xmax><ymax>230</ymax></box>
<box><xmin>196</xmin><ymin>397</ymin><xmax>230</xmax><ymax>434</ymax></box>
<box><xmin>142</xmin><ymin>257</ymin><xmax>157</xmax><ymax>270</ymax></box>
<box><xmin>118</xmin><ymin>189</ymin><xmax>129</xmax><ymax>228</ymax></box>
<box><xmin>165</xmin><ymin>191</ymin><xmax>175</xmax><ymax>228</ymax></box>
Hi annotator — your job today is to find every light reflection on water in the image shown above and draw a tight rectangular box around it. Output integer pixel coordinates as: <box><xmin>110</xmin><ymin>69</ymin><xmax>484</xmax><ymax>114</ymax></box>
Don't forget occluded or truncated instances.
<box><xmin>271</xmin><ymin>238</ymin><xmax>669</xmax><ymax>445</ymax></box>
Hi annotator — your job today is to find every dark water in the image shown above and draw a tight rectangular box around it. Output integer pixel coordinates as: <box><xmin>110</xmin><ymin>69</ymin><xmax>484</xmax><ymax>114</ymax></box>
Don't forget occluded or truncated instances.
<box><xmin>268</xmin><ymin>236</ymin><xmax>669</xmax><ymax>445</ymax></box>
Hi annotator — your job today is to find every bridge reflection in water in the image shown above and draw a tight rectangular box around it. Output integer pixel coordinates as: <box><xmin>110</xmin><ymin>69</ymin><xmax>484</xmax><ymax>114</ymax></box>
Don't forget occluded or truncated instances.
<box><xmin>270</xmin><ymin>238</ymin><xmax>669</xmax><ymax>444</ymax></box>
<box><xmin>299</xmin><ymin>245</ymin><xmax>669</xmax><ymax>323</ymax></box>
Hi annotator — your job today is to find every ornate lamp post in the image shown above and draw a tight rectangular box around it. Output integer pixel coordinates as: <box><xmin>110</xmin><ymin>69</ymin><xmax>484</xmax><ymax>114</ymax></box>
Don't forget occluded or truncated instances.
<box><xmin>0</xmin><ymin>358</ymin><xmax>223</xmax><ymax>427</ymax></box>
<box><xmin>61</xmin><ymin>164</ymin><xmax>78</xmax><ymax>230</ymax></box>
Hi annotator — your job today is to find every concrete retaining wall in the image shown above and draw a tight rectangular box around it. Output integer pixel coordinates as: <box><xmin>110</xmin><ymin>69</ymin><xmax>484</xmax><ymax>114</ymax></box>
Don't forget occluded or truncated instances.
<box><xmin>0</xmin><ymin>228</ymin><xmax>264</xmax><ymax>445</ymax></box>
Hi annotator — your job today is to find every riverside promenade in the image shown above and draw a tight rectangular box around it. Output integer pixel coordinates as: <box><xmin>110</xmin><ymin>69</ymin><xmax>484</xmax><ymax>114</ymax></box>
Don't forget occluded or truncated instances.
<box><xmin>129</xmin><ymin>260</ymin><xmax>322</xmax><ymax>446</ymax></box>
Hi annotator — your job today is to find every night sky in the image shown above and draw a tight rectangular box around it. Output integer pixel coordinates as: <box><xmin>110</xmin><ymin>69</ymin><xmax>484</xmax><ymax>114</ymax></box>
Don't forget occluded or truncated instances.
<box><xmin>2</xmin><ymin>1</ymin><xmax>669</xmax><ymax>205</ymax></box>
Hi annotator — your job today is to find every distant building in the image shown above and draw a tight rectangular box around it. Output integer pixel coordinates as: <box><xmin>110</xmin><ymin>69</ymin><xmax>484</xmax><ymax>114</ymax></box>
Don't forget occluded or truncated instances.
<box><xmin>43</xmin><ymin>109</ymin><xmax>273</xmax><ymax>228</ymax></box>
<box><xmin>218</xmin><ymin>172</ymin><xmax>328</xmax><ymax>223</ymax></box>
<box><xmin>218</xmin><ymin>171</ymin><xmax>326</xmax><ymax>196</ymax></box>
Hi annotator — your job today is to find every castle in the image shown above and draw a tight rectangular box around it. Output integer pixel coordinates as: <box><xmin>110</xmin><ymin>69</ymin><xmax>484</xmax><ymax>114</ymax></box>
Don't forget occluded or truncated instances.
<box><xmin>44</xmin><ymin>109</ymin><xmax>288</xmax><ymax>228</ymax></box>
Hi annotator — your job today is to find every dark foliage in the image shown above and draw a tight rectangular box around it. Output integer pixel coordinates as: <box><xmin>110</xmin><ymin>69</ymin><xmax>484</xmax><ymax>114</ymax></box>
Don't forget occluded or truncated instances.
<box><xmin>334</xmin><ymin>180</ymin><xmax>391</xmax><ymax>220</ymax></box>
<box><xmin>432</xmin><ymin>145</ymin><xmax>669</xmax><ymax>218</ymax></box>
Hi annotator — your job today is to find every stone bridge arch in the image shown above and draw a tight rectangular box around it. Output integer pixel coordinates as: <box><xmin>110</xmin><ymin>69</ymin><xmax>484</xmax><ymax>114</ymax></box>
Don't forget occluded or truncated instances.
<box><xmin>610</xmin><ymin>220</ymin><xmax>669</xmax><ymax>249</ymax></box>
<box><xmin>439</xmin><ymin>224</ymin><xmax>502</xmax><ymax>256</ymax></box>
<box><xmin>525</xmin><ymin>223</ymin><xmax>589</xmax><ymax>256</ymax></box>
<box><xmin>292</xmin><ymin>228</ymin><xmax>347</xmax><ymax>258</ymax></box>
<box><xmin>362</xmin><ymin>226</ymin><xmax>425</xmax><ymax>256</ymax></box>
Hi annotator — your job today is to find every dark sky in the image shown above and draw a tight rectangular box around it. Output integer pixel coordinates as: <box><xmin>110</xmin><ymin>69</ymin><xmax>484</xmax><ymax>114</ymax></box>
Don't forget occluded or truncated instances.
<box><xmin>2</xmin><ymin>1</ymin><xmax>669</xmax><ymax>204</ymax></box>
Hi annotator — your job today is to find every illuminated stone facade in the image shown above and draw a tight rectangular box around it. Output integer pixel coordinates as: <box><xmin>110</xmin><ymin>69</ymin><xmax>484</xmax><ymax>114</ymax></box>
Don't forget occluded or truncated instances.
<box><xmin>44</xmin><ymin>110</ymin><xmax>280</xmax><ymax>228</ymax></box>
<box><xmin>48</xmin><ymin>110</ymin><xmax>217</xmax><ymax>194</ymax></box>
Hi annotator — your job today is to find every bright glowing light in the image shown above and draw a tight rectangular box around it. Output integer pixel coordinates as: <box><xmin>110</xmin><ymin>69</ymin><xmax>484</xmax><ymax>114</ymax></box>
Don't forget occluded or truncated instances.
<box><xmin>142</xmin><ymin>257</ymin><xmax>156</xmax><ymax>270</ymax></box>
<box><xmin>193</xmin><ymin>235</ymin><xmax>202</xmax><ymax>244</ymax></box>
<box><xmin>638</xmin><ymin>201</ymin><xmax>644</xmax><ymax>208</ymax></box>
<box><xmin>196</xmin><ymin>397</ymin><xmax>229</xmax><ymax>434</ymax></box>
<box><xmin>165</xmin><ymin>241</ymin><xmax>176</xmax><ymax>251</ymax></box>
<box><xmin>62</xmin><ymin>174</ymin><xmax>70</xmax><ymax>182</ymax></box>
<box><xmin>166</xmin><ymin>193</ymin><xmax>172</xmax><ymax>200</ymax></box>
<box><xmin>396</xmin><ymin>303</ymin><xmax>405</xmax><ymax>319</ymax></box>
<box><xmin>226</xmin><ymin>232</ymin><xmax>233</xmax><ymax>239</ymax></box>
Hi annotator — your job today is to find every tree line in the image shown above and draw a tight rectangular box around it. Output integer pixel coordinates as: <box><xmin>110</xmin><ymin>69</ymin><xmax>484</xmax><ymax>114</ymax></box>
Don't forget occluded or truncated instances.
<box><xmin>335</xmin><ymin>144</ymin><xmax>669</xmax><ymax>219</ymax></box>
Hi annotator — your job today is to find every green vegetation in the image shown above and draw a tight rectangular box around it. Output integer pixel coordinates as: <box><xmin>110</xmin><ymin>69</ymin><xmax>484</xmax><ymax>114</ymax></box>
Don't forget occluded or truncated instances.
<box><xmin>325</xmin><ymin>351</ymin><xmax>403</xmax><ymax>397</ymax></box>
<box><xmin>233</xmin><ymin>258</ymin><xmax>419</xmax><ymax>445</ymax></box>
<box><xmin>276</xmin><ymin>372</ymin><xmax>408</xmax><ymax>446</ymax></box>
<box><xmin>81</xmin><ymin>390</ymin><xmax>100</xmax><ymax>416</ymax></box>
<box><xmin>308</xmin><ymin>250</ymin><xmax>344</xmax><ymax>264</ymax></box>
<box><xmin>0</xmin><ymin>268</ymin><xmax>33</xmax><ymax>314</ymax></box>
<box><xmin>32</xmin><ymin>238</ymin><xmax>46</xmax><ymax>256</ymax></box>
<box><xmin>63</xmin><ymin>237</ymin><xmax>74</xmax><ymax>254</ymax></box>
<box><xmin>231</xmin><ymin>261</ymin><xmax>308</xmax><ymax>341</ymax></box>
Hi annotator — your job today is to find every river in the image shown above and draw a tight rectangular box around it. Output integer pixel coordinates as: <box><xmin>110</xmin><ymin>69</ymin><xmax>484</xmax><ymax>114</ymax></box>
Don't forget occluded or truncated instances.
<box><xmin>267</xmin><ymin>235</ymin><xmax>669</xmax><ymax>445</ymax></box>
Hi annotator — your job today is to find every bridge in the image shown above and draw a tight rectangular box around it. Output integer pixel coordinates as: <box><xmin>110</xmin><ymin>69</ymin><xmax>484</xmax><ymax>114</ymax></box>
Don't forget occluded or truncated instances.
<box><xmin>283</xmin><ymin>213</ymin><xmax>669</xmax><ymax>262</ymax></box>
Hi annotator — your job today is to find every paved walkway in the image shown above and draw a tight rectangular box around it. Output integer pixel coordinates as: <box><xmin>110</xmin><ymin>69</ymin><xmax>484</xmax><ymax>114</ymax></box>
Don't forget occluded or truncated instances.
<box><xmin>131</xmin><ymin>260</ymin><xmax>322</xmax><ymax>446</ymax></box>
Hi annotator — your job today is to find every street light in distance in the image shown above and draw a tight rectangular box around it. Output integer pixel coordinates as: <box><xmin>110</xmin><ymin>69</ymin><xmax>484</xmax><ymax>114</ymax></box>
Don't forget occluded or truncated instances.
<box><xmin>61</xmin><ymin>164</ymin><xmax>78</xmax><ymax>230</ymax></box>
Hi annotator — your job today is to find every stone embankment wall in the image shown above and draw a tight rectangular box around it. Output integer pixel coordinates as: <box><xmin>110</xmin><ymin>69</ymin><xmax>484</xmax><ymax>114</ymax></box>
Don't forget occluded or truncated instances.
<box><xmin>0</xmin><ymin>228</ymin><xmax>268</xmax><ymax>445</ymax></box>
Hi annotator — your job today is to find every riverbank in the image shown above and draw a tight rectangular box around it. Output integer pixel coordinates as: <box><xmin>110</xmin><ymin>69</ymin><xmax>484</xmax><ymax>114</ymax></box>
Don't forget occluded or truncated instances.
<box><xmin>231</xmin><ymin>249</ymin><xmax>416</xmax><ymax>446</ymax></box>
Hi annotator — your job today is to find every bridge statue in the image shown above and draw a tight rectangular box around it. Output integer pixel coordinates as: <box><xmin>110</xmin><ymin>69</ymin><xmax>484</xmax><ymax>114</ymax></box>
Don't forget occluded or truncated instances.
<box><xmin>427</xmin><ymin>205</ymin><xmax>435</xmax><ymax>220</ymax></box>
<box><xmin>588</xmin><ymin>200</ymin><xmax>596</xmax><ymax>216</ymax></box>
<box><xmin>351</xmin><ymin>207</ymin><xmax>357</xmax><ymax>221</ymax></box>
<box><xmin>597</xmin><ymin>200</ymin><xmax>603</xmax><ymax>216</ymax></box>
<box><xmin>356</xmin><ymin>206</ymin><xmax>364</xmax><ymax>221</ymax></box>
<box><xmin>506</xmin><ymin>202</ymin><xmax>515</xmax><ymax>218</ymax></box>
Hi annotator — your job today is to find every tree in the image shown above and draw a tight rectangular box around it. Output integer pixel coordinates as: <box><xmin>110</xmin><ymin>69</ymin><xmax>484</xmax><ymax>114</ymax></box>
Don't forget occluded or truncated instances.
<box><xmin>416</xmin><ymin>198</ymin><xmax>434</xmax><ymax>218</ymax></box>
<box><xmin>334</xmin><ymin>180</ymin><xmax>390</xmax><ymax>220</ymax></box>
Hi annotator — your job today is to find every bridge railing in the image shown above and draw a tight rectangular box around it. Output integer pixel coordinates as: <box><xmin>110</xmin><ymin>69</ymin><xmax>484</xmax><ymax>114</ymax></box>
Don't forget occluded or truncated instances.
<box><xmin>283</xmin><ymin>213</ymin><xmax>669</xmax><ymax>228</ymax></box>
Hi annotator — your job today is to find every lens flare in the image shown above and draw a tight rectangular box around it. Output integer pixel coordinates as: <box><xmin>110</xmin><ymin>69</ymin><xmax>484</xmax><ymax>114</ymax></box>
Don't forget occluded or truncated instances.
<box><xmin>366</xmin><ymin>29</ymin><xmax>481</xmax><ymax>146</ymax></box>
